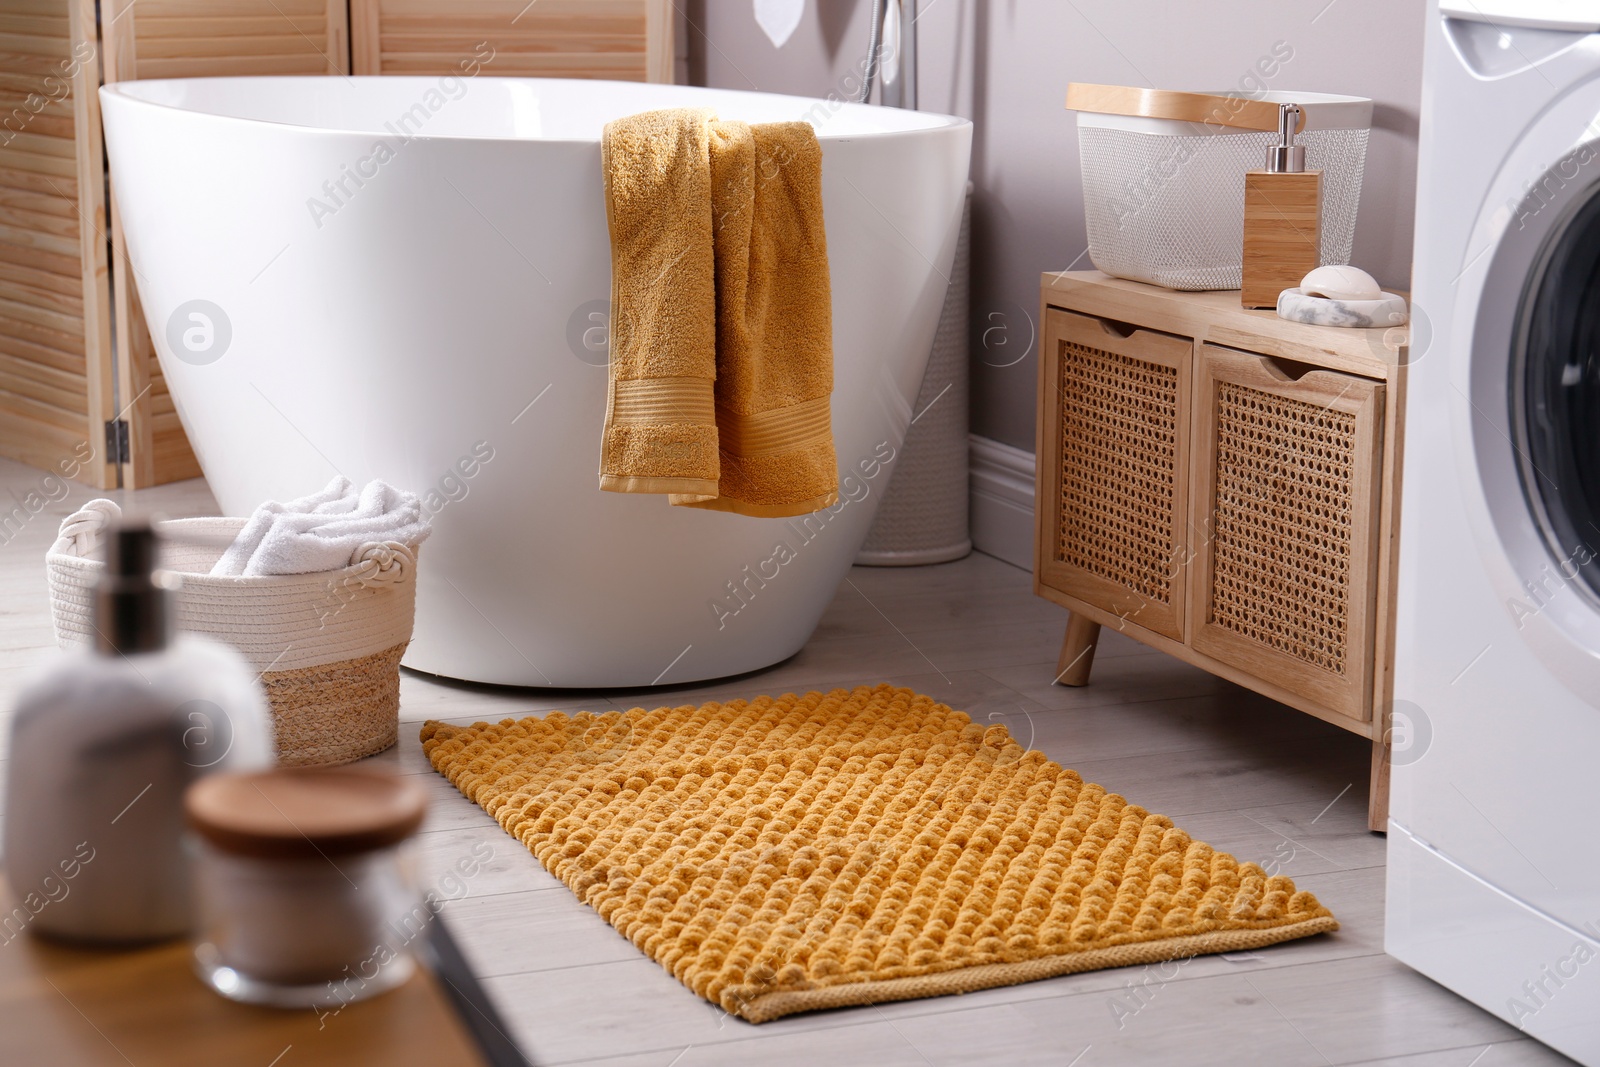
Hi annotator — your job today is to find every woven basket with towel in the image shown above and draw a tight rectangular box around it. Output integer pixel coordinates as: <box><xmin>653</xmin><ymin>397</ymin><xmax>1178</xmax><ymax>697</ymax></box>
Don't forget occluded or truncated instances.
<box><xmin>46</xmin><ymin>481</ymin><xmax>428</xmax><ymax>766</ymax></box>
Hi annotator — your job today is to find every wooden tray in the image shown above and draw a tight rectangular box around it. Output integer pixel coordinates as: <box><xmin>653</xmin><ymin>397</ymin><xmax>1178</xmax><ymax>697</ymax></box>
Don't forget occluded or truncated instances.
<box><xmin>0</xmin><ymin>879</ymin><xmax>528</xmax><ymax>1066</ymax></box>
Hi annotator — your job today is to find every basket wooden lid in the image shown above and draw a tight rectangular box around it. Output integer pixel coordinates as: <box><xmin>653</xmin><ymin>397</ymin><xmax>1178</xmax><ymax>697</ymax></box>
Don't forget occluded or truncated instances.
<box><xmin>186</xmin><ymin>768</ymin><xmax>427</xmax><ymax>859</ymax></box>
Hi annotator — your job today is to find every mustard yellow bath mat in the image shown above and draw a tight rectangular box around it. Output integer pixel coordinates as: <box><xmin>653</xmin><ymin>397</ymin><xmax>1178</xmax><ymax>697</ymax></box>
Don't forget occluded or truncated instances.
<box><xmin>421</xmin><ymin>685</ymin><xmax>1336</xmax><ymax>1022</ymax></box>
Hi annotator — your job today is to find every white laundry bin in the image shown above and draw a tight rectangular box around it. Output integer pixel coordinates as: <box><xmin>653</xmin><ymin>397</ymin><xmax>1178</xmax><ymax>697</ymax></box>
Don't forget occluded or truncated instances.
<box><xmin>857</xmin><ymin>183</ymin><xmax>972</xmax><ymax>566</ymax></box>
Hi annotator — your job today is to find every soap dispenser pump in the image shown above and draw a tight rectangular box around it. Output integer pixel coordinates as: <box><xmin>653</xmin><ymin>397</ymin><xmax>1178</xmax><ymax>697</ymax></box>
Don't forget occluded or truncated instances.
<box><xmin>1241</xmin><ymin>103</ymin><xmax>1323</xmax><ymax>309</ymax></box>
<box><xmin>3</xmin><ymin>519</ymin><xmax>273</xmax><ymax>944</ymax></box>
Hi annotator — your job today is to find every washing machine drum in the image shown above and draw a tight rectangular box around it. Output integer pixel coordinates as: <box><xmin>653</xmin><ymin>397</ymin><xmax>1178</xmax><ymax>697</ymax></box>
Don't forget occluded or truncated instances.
<box><xmin>1515</xmin><ymin>190</ymin><xmax>1600</xmax><ymax>602</ymax></box>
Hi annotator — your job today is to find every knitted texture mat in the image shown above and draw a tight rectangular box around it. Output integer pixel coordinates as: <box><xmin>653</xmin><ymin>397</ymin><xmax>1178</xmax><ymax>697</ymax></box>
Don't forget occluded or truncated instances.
<box><xmin>420</xmin><ymin>685</ymin><xmax>1337</xmax><ymax>1022</ymax></box>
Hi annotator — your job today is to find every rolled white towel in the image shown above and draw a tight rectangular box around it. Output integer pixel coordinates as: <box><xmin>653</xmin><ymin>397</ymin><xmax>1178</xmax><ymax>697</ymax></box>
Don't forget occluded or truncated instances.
<box><xmin>210</xmin><ymin>477</ymin><xmax>432</xmax><ymax>577</ymax></box>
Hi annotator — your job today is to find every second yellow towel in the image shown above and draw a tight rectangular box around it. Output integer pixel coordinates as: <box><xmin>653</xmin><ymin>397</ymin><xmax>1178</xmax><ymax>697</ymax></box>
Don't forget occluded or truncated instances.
<box><xmin>600</xmin><ymin>109</ymin><xmax>837</xmax><ymax>517</ymax></box>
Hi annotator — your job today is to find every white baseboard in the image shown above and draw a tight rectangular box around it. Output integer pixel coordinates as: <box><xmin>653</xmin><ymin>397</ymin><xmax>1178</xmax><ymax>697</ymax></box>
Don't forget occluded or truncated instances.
<box><xmin>969</xmin><ymin>434</ymin><xmax>1035</xmax><ymax>571</ymax></box>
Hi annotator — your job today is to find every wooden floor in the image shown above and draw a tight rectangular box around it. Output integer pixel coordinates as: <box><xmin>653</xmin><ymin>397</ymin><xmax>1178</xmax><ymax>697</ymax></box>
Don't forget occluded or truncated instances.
<box><xmin>0</xmin><ymin>456</ymin><xmax>1573</xmax><ymax>1067</ymax></box>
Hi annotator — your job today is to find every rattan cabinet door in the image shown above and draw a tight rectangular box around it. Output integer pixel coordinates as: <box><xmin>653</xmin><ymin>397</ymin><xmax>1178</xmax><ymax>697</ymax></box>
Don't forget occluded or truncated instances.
<box><xmin>1189</xmin><ymin>344</ymin><xmax>1384</xmax><ymax>722</ymax></box>
<box><xmin>1037</xmin><ymin>309</ymin><xmax>1191</xmax><ymax>640</ymax></box>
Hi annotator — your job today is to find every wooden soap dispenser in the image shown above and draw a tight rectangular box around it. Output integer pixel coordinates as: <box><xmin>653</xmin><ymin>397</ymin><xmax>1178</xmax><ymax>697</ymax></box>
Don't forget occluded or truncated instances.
<box><xmin>1241</xmin><ymin>103</ymin><xmax>1321</xmax><ymax>309</ymax></box>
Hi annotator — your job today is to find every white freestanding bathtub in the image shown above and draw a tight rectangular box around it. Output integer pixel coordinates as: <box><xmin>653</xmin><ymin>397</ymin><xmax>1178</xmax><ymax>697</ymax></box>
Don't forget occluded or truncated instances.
<box><xmin>99</xmin><ymin>76</ymin><xmax>971</xmax><ymax>687</ymax></box>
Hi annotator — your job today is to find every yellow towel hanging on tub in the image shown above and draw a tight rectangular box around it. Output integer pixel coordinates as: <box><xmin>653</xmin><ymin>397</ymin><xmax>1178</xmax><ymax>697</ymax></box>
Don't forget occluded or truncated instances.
<box><xmin>599</xmin><ymin>108</ymin><xmax>838</xmax><ymax>517</ymax></box>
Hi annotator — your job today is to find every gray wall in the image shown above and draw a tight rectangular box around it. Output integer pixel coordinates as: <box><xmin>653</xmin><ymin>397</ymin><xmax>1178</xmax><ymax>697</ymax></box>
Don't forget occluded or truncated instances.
<box><xmin>683</xmin><ymin>0</ymin><xmax>1425</xmax><ymax>452</ymax></box>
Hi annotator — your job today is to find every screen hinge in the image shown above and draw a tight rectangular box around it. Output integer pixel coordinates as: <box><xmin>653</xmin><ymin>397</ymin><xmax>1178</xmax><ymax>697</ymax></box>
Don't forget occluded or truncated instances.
<box><xmin>105</xmin><ymin>418</ymin><xmax>130</xmax><ymax>466</ymax></box>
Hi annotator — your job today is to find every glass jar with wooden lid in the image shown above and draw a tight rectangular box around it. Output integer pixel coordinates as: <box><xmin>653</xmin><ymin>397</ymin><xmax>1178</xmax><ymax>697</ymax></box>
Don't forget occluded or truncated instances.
<box><xmin>185</xmin><ymin>767</ymin><xmax>428</xmax><ymax>1008</ymax></box>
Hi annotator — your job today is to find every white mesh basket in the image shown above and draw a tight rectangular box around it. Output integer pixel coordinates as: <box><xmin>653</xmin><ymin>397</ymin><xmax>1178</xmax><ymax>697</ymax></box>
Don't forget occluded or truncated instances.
<box><xmin>1067</xmin><ymin>86</ymin><xmax>1372</xmax><ymax>291</ymax></box>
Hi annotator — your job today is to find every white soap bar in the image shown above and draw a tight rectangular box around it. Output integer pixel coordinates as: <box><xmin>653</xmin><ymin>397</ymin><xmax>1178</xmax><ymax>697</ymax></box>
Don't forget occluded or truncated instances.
<box><xmin>1301</xmin><ymin>264</ymin><xmax>1382</xmax><ymax>301</ymax></box>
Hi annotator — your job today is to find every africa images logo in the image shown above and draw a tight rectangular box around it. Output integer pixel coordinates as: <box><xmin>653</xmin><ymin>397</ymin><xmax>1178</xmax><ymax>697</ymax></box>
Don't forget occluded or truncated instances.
<box><xmin>166</xmin><ymin>300</ymin><xmax>233</xmax><ymax>366</ymax></box>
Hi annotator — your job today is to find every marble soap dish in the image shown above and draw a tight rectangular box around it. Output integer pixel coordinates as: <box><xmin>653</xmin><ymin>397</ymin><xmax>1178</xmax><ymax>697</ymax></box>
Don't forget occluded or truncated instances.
<box><xmin>1278</xmin><ymin>288</ymin><xmax>1408</xmax><ymax>328</ymax></box>
<box><xmin>1275</xmin><ymin>264</ymin><xmax>1407</xmax><ymax>328</ymax></box>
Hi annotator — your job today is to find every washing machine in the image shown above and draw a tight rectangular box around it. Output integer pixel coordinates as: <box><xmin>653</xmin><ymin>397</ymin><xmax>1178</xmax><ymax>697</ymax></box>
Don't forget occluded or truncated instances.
<box><xmin>1390</xmin><ymin>3</ymin><xmax>1600</xmax><ymax>1063</ymax></box>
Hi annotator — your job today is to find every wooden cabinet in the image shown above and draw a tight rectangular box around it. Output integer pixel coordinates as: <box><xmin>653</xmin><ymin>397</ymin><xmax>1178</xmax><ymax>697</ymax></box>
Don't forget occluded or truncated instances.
<box><xmin>1035</xmin><ymin>272</ymin><xmax>1407</xmax><ymax>829</ymax></box>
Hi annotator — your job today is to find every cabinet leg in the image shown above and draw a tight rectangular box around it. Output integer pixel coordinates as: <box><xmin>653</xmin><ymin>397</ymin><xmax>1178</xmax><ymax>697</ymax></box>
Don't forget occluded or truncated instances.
<box><xmin>1368</xmin><ymin>737</ymin><xmax>1391</xmax><ymax>833</ymax></box>
<box><xmin>1053</xmin><ymin>612</ymin><xmax>1102</xmax><ymax>687</ymax></box>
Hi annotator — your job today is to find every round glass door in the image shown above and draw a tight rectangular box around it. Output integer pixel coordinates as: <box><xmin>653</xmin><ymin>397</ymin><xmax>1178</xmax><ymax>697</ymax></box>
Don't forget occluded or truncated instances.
<box><xmin>1466</xmin><ymin>112</ymin><xmax>1600</xmax><ymax>699</ymax></box>
<box><xmin>1514</xmin><ymin>188</ymin><xmax>1600</xmax><ymax>603</ymax></box>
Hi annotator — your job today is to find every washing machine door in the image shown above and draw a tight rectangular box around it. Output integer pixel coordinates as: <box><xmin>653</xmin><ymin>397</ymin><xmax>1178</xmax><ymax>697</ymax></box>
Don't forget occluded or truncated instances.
<box><xmin>1466</xmin><ymin>124</ymin><xmax>1600</xmax><ymax>701</ymax></box>
<box><xmin>1514</xmin><ymin>193</ymin><xmax>1600</xmax><ymax>599</ymax></box>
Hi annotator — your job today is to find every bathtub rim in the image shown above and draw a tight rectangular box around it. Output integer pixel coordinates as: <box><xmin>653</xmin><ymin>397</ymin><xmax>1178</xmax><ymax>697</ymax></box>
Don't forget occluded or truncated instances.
<box><xmin>98</xmin><ymin>75</ymin><xmax>973</xmax><ymax>146</ymax></box>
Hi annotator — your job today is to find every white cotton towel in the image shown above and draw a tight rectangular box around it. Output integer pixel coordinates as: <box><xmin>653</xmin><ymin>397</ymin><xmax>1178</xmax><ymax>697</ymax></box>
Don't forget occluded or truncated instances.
<box><xmin>210</xmin><ymin>477</ymin><xmax>431</xmax><ymax>577</ymax></box>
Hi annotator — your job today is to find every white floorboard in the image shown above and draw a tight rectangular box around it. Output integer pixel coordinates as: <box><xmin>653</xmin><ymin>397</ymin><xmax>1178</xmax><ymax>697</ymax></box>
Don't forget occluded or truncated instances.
<box><xmin>0</xmin><ymin>456</ymin><xmax>1571</xmax><ymax>1066</ymax></box>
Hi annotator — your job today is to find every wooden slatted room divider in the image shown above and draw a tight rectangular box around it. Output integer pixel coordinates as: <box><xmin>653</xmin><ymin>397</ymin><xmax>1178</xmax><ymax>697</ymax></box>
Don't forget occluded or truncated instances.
<box><xmin>100</xmin><ymin>0</ymin><xmax>351</xmax><ymax>488</ymax></box>
<box><xmin>0</xmin><ymin>0</ymin><xmax>117</xmax><ymax>490</ymax></box>
<box><xmin>350</xmin><ymin>0</ymin><xmax>673</xmax><ymax>83</ymax></box>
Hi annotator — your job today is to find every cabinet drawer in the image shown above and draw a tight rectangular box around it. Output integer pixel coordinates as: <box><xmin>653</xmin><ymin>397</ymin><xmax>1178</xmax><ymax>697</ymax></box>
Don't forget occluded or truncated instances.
<box><xmin>1189</xmin><ymin>344</ymin><xmax>1384</xmax><ymax>722</ymax></box>
<box><xmin>1037</xmin><ymin>308</ymin><xmax>1191</xmax><ymax>641</ymax></box>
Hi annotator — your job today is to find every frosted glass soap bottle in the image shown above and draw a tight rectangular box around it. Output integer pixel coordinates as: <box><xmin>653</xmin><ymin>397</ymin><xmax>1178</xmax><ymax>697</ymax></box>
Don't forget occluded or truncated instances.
<box><xmin>3</xmin><ymin>521</ymin><xmax>273</xmax><ymax>943</ymax></box>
